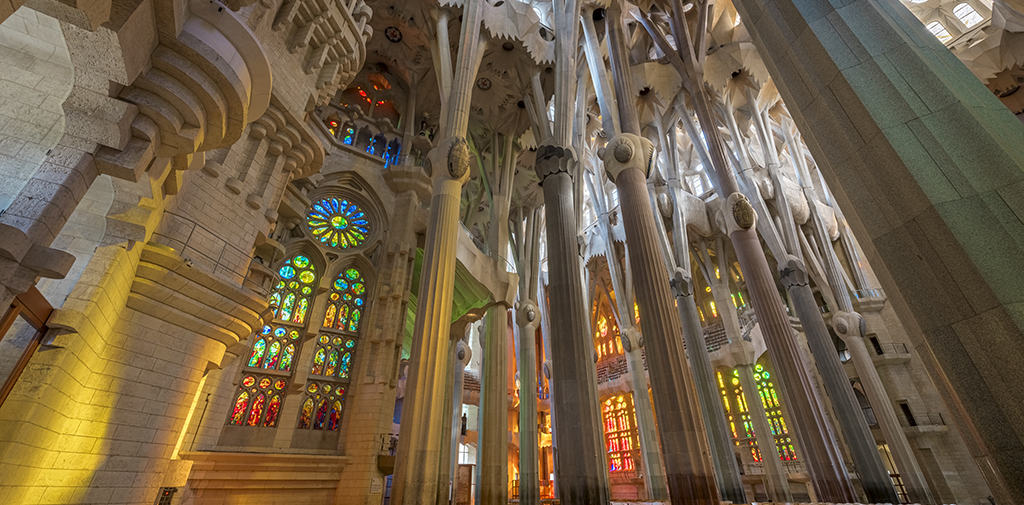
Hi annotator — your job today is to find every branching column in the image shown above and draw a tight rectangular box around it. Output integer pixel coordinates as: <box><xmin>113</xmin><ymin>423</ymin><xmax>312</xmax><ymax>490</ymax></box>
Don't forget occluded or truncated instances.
<box><xmin>513</xmin><ymin>202</ymin><xmax>543</xmax><ymax>505</ymax></box>
<box><xmin>535</xmin><ymin>146</ymin><xmax>610</xmax><ymax>505</ymax></box>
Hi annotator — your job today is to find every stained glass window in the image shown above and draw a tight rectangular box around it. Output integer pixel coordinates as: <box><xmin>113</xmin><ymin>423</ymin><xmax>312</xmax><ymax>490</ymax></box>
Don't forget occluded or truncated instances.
<box><xmin>306</xmin><ymin>198</ymin><xmax>370</xmax><ymax>249</ymax></box>
<box><xmin>269</xmin><ymin>255</ymin><xmax>317</xmax><ymax>324</ymax></box>
<box><xmin>591</xmin><ymin>290</ymin><xmax>623</xmax><ymax>363</ymax></box>
<box><xmin>716</xmin><ymin>365</ymin><xmax>797</xmax><ymax>462</ymax></box>
<box><xmin>228</xmin><ymin>375</ymin><xmax>287</xmax><ymax>427</ymax></box>
<box><xmin>322</xmin><ymin>267</ymin><xmax>367</xmax><ymax>332</ymax></box>
<box><xmin>601</xmin><ymin>394</ymin><xmax>639</xmax><ymax>473</ymax></box>
<box><xmin>297</xmin><ymin>381</ymin><xmax>346</xmax><ymax>431</ymax></box>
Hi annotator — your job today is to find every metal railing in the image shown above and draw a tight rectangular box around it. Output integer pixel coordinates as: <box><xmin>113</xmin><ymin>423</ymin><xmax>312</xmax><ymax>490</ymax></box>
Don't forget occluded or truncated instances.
<box><xmin>875</xmin><ymin>342</ymin><xmax>909</xmax><ymax>355</ymax></box>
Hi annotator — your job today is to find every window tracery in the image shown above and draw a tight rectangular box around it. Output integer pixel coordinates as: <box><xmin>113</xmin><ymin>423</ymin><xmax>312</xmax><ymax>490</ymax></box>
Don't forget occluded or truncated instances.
<box><xmin>306</xmin><ymin>198</ymin><xmax>370</xmax><ymax>249</ymax></box>
<box><xmin>229</xmin><ymin>375</ymin><xmax>288</xmax><ymax>427</ymax></box>
<box><xmin>601</xmin><ymin>393</ymin><xmax>639</xmax><ymax>473</ymax></box>
<box><xmin>297</xmin><ymin>381</ymin><xmax>346</xmax><ymax>431</ymax></box>
<box><xmin>953</xmin><ymin>3</ymin><xmax>982</xmax><ymax>28</ymax></box>
<box><xmin>269</xmin><ymin>255</ymin><xmax>317</xmax><ymax>324</ymax></box>
<box><xmin>716</xmin><ymin>365</ymin><xmax>798</xmax><ymax>462</ymax></box>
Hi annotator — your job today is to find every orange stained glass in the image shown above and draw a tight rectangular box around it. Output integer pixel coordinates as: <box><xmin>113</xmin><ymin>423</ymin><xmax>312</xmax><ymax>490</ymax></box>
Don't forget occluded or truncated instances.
<box><xmin>601</xmin><ymin>393</ymin><xmax>639</xmax><ymax>472</ymax></box>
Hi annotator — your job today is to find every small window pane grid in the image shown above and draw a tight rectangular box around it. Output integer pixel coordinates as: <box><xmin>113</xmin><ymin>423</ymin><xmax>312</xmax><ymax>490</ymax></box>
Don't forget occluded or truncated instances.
<box><xmin>926</xmin><ymin>21</ymin><xmax>952</xmax><ymax>43</ymax></box>
<box><xmin>228</xmin><ymin>375</ymin><xmax>288</xmax><ymax>427</ymax></box>
<box><xmin>269</xmin><ymin>255</ymin><xmax>317</xmax><ymax>325</ymax></box>
<box><xmin>247</xmin><ymin>325</ymin><xmax>301</xmax><ymax>372</ymax></box>
<box><xmin>591</xmin><ymin>292</ymin><xmax>624</xmax><ymax>362</ymax></box>
<box><xmin>601</xmin><ymin>393</ymin><xmax>639</xmax><ymax>473</ymax></box>
<box><xmin>716</xmin><ymin>365</ymin><xmax>798</xmax><ymax>463</ymax></box>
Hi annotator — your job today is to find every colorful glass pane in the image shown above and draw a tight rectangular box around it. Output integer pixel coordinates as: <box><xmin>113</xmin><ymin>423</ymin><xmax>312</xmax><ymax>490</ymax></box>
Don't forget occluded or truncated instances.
<box><xmin>247</xmin><ymin>394</ymin><xmax>266</xmax><ymax>426</ymax></box>
<box><xmin>319</xmin><ymin>335</ymin><xmax>330</xmax><ymax>344</ymax></box>
<box><xmin>349</xmin><ymin>310</ymin><xmax>360</xmax><ymax>332</ymax></box>
<box><xmin>278</xmin><ymin>265</ymin><xmax>296</xmax><ymax>279</ymax></box>
<box><xmin>280</xmin><ymin>293</ymin><xmax>296</xmax><ymax>321</ymax></box>
<box><xmin>299</xmin><ymin>270</ymin><xmax>315</xmax><ymax>284</ymax></box>
<box><xmin>248</xmin><ymin>340</ymin><xmax>266</xmax><ymax>367</ymax></box>
<box><xmin>346</xmin><ymin>268</ymin><xmax>359</xmax><ymax>280</ymax></box>
<box><xmin>274</xmin><ymin>327</ymin><xmax>286</xmax><ymax>338</ymax></box>
<box><xmin>274</xmin><ymin>379</ymin><xmax>287</xmax><ymax>390</ymax></box>
<box><xmin>293</xmin><ymin>255</ymin><xmax>310</xmax><ymax>268</ymax></box>
<box><xmin>323</xmin><ymin>303</ymin><xmax>337</xmax><ymax>328</ymax></box>
<box><xmin>289</xmin><ymin>330</ymin><xmax>300</xmax><ymax>340</ymax></box>
<box><xmin>345</xmin><ymin>339</ymin><xmax>355</xmax><ymax>348</ymax></box>
<box><xmin>337</xmin><ymin>305</ymin><xmax>350</xmax><ymax>329</ymax></box>
<box><xmin>306</xmin><ymin>198</ymin><xmax>370</xmax><ymax>249</ymax></box>
<box><xmin>265</xmin><ymin>341</ymin><xmax>281</xmax><ymax>369</ymax></box>
<box><xmin>325</xmin><ymin>349</ymin><xmax>339</xmax><ymax>376</ymax></box>
<box><xmin>292</xmin><ymin>297</ymin><xmax>309</xmax><ymax>324</ymax></box>
<box><xmin>314</xmin><ymin>399</ymin><xmax>329</xmax><ymax>429</ymax></box>
<box><xmin>280</xmin><ymin>344</ymin><xmax>295</xmax><ymax>371</ymax></box>
<box><xmin>261</xmin><ymin>325</ymin><xmax>271</xmax><ymax>335</ymax></box>
<box><xmin>264</xmin><ymin>395</ymin><xmax>282</xmax><ymax>427</ymax></box>
<box><xmin>242</xmin><ymin>376</ymin><xmax>256</xmax><ymax>388</ymax></box>
<box><xmin>307</xmin><ymin>383</ymin><xmax>318</xmax><ymax>394</ymax></box>
<box><xmin>334</xmin><ymin>279</ymin><xmax>348</xmax><ymax>291</ymax></box>
<box><xmin>339</xmin><ymin>352</ymin><xmax>351</xmax><ymax>378</ymax></box>
<box><xmin>312</xmin><ymin>348</ymin><xmax>325</xmax><ymax>375</ymax></box>
<box><xmin>328</xmin><ymin>401</ymin><xmax>342</xmax><ymax>431</ymax></box>
<box><xmin>258</xmin><ymin>377</ymin><xmax>272</xmax><ymax>389</ymax></box>
<box><xmin>230</xmin><ymin>391</ymin><xmax>249</xmax><ymax>425</ymax></box>
<box><xmin>299</xmin><ymin>398</ymin><xmax>314</xmax><ymax>429</ymax></box>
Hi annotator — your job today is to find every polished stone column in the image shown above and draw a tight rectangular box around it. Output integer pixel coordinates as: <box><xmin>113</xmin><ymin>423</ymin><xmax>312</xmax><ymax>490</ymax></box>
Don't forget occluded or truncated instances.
<box><xmin>535</xmin><ymin>145</ymin><xmax>610</xmax><ymax>505</ymax></box>
<box><xmin>602</xmin><ymin>133</ymin><xmax>718</xmax><ymax>504</ymax></box>
<box><xmin>392</xmin><ymin>140</ymin><xmax>473</xmax><ymax>505</ymax></box>
<box><xmin>478</xmin><ymin>304</ymin><xmax>510</xmax><ymax>505</ymax></box>
<box><xmin>779</xmin><ymin>258</ymin><xmax>900</xmax><ymax>503</ymax></box>
<box><xmin>731</xmin><ymin>1</ymin><xmax>1024</xmax><ymax>499</ymax></box>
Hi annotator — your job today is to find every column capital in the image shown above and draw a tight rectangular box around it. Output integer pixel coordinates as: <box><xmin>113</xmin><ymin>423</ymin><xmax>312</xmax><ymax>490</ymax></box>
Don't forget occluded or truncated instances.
<box><xmin>426</xmin><ymin>137</ymin><xmax>472</xmax><ymax>184</ymax></box>
<box><xmin>620</xmin><ymin>326</ymin><xmax>641</xmax><ymax>352</ymax></box>
<box><xmin>600</xmin><ymin>133</ymin><xmax>653</xmax><ymax>182</ymax></box>
<box><xmin>777</xmin><ymin>255</ymin><xmax>809</xmax><ymax>289</ymax></box>
<box><xmin>533</xmin><ymin>144</ymin><xmax>576</xmax><ymax>183</ymax></box>
<box><xmin>722</xmin><ymin>192</ymin><xmax>757</xmax><ymax>235</ymax></box>
<box><xmin>669</xmin><ymin>267</ymin><xmax>694</xmax><ymax>298</ymax></box>
<box><xmin>831</xmin><ymin>310</ymin><xmax>866</xmax><ymax>343</ymax></box>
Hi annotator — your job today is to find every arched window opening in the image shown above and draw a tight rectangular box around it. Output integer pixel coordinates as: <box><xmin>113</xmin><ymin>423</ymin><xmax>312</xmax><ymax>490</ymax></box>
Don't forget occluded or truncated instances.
<box><xmin>716</xmin><ymin>365</ymin><xmax>797</xmax><ymax>462</ymax></box>
<box><xmin>297</xmin><ymin>381</ymin><xmax>346</xmax><ymax>431</ymax></box>
<box><xmin>601</xmin><ymin>393</ymin><xmax>639</xmax><ymax>473</ymax></box>
<box><xmin>321</xmin><ymin>267</ymin><xmax>368</xmax><ymax>332</ymax></box>
<box><xmin>591</xmin><ymin>290</ymin><xmax>623</xmax><ymax>362</ymax></box>
<box><xmin>953</xmin><ymin>3</ymin><xmax>983</xmax><ymax>28</ymax></box>
<box><xmin>269</xmin><ymin>255</ymin><xmax>318</xmax><ymax>324</ymax></box>
<box><xmin>926</xmin><ymin>21</ymin><xmax>952</xmax><ymax>42</ymax></box>
<box><xmin>228</xmin><ymin>376</ymin><xmax>288</xmax><ymax>427</ymax></box>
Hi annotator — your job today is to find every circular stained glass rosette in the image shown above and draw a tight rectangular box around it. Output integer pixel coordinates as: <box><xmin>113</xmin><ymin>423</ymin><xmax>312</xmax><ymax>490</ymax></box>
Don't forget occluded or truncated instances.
<box><xmin>307</xmin><ymin>198</ymin><xmax>370</xmax><ymax>249</ymax></box>
<box><xmin>307</xmin><ymin>383</ymin><xmax>318</xmax><ymax>394</ymax></box>
<box><xmin>242</xmin><ymin>376</ymin><xmax>255</xmax><ymax>387</ymax></box>
<box><xmin>319</xmin><ymin>335</ymin><xmax>330</xmax><ymax>344</ymax></box>
<box><xmin>274</xmin><ymin>379</ymin><xmax>287</xmax><ymax>390</ymax></box>
<box><xmin>289</xmin><ymin>330</ymin><xmax>300</xmax><ymax>340</ymax></box>
<box><xmin>279</xmin><ymin>265</ymin><xmax>296</xmax><ymax>279</ymax></box>
<box><xmin>259</xmin><ymin>378</ymin><xmax>272</xmax><ymax>389</ymax></box>
<box><xmin>274</xmin><ymin>328</ymin><xmax>286</xmax><ymax>337</ymax></box>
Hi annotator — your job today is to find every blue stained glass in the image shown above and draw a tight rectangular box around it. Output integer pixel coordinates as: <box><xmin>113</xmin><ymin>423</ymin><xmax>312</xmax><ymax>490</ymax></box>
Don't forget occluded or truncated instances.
<box><xmin>355</xmin><ymin>298</ymin><xmax>364</xmax><ymax>306</ymax></box>
<box><xmin>279</xmin><ymin>266</ymin><xmax>296</xmax><ymax>279</ymax></box>
<box><xmin>274</xmin><ymin>327</ymin><xmax>286</xmax><ymax>338</ymax></box>
<box><xmin>262</xmin><ymin>325</ymin><xmax>271</xmax><ymax>334</ymax></box>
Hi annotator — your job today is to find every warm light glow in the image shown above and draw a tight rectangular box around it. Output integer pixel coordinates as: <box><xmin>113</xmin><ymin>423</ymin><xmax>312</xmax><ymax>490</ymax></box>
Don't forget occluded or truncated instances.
<box><xmin>602</xmin><ymin>394</ymin><xmax>639</xmax><ymax>472</ymax></box>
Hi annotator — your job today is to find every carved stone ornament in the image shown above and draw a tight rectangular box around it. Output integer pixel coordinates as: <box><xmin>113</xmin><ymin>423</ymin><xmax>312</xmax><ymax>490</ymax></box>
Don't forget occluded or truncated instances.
<box><xmin>448</xmin><ymin>138</ymin><xmax>470</xmax><ymax>179</ymax></box>
<box><xmin>778</xmin><ymin>255</ymin><xmax>809</xmax><ymax>288</ymax></box>
<box><xmin>669</xmin><ymin>267</ymin><xmax>693</xmax><ymax>297</ymax></box>
<box><xmin>534</xmin><ymin>144</ymin><xmax>576</xmax><ymax>182</ymax></box>
<box><xmin>832</xmin><ymin>311</ymin><xmax>866</xmax><ymax>342</ymax></box>
<box><xmin>601</xmin><ymin>133</ymin><xmax>655</xmax><ymax>182</ymax></box>
<box><xmin>725</xmin><ymin>192</ymin><xmax>756</xmax><ymax>233</ymax></box>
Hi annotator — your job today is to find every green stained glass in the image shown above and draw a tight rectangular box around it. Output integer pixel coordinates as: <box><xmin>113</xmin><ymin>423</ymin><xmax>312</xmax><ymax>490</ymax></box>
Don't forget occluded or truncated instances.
<box><xmin>345</xmin><ymin>268</ymin><xmax>359</xmax><ymax>280</ymax></box>
<box><xmin>352</xmin><ymin>283</ymin><xmax>365</xmax><ymax>295</ymax></box>
<box><xmin>289</xmin><ymin>330</ymin><xmax>300</xmax><ymax>340</ymax></box>
<box><xmin>306</xmin><ymin>198</ymin><xmax>371</xmax><ymax>249</ymax></box>
<box><xmin>345</xmin><ymin>339</ymin><xmax>355</xmax><ymax>348</ymax></box>
<box><xmin>299</xmin><ymin>270</ymin><xmax>315</xmax><ymax>284</ymax></box>
<box><xmin>288</xmin><ymin>281</ymin><xmax>299</xmax><ymax>290</ymax></box>
<box><xmin>343</xmin><ymin>293</ymin><xmax>353</xmax><ymax>301</ymax></box>
<box><xmin>293</xmin><ymin>256</ymin><xmax>310</xmax><ymax>268</ymax></box>
<box><xmin>334</xmin><ymin>279</ymin><xmax>348</xmax><ymax>291</ymax></box>
<box><xmin>275</xmin><ymin>281</ymin><xmax>285</xmax><ymax>289</ymax></box>
<box><xmin>301</xmin><ymin>286</ymin><xmax>312</xmax><ymax>295</ymax></box>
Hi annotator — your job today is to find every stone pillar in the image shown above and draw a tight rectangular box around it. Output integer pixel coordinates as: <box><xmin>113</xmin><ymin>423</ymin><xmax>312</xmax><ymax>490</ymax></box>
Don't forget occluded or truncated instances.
<box><xmin>449</xmin><ymin>339</ymin><xmax>471</xmax><ymax>496</ymax></box>
<box><xmin>673</xmin><ymin>267</ymin><xmax>747</xmax><ymax>504</ymax></box>
<box><xmin>735</xmin><ymin>362</ymin><xmax>793</xmax><ymax>502</ymax></box>
<box><xmin>534</xmin><ymin>145</ymin><xmax>610</xmax><ymax>505</ymax></box>
<box><xmin>516</xmin><ymin>300</ymin><xmax>540</xmax><ymax>505</ymax></box>
<box><xmin>731</xmin><ymin>1</ymin><xmax>1024</xmax><ymax>500</ymax></box>
<box><xmin>391</xmin><ymin>139</ymin><xmax>472</xmax><ymax>505</ymax></box>
<box><xmin>778</xmin><ymin>257</ymin><xmax>900</xmax><ymax>503</ymax></box>
<box><xmin>835</xmin><ymin>310</ymin><xmax>935</xmax><ymax>504</ymax></box>
<box><xmin>478</xmin><ymin>304</ymin><xmax>510</xmax><ymax>505</ymax></box>
<box><xmin>601</xmin><ymin>134</ymin><xmax>718</xmax><ymax>504</ymax></box>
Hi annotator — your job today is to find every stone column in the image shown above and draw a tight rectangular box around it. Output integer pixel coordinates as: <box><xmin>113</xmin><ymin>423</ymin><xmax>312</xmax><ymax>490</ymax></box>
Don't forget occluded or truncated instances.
<box><xmin>448</xmin><ymin>337</ymin><xmax>471</xmax><ymax>497</ymax></box>
<box><xmin>516</xmin><ymin>300</ymin><xmax>540</xmax><ymax>505</ymax></box>
<box><xmin>391</xmin><ymin>139</ymin><xmax>473</xmax><ymax>505</ymax></box>
<box><xmin>778</xmin><ymin>257</ymin><xmax>900</xmax><ymax>503</ymax></box>
<box><xmin>478</xmin><ymin>304</ymin><xmax>510</xmax><ymax>505</ymax></box>
<box><xmin>735</xmin><ymin>362</ymin><xmax>793</xmax><ymax>502</ymax></box>
<box><xmin>534</xmin><ymin>146</ymin><xmax>610</xmax><ymax>505</ymax></box>
<box><xmin>835</xmin><ymin>310</ymin><xmax>935</xmax><ymax>504</ymax></box>
<box><xmin>731</xmin><ymin>1</ymin><xmax>1024</xmax><ymax>500</ymax></box>
<box><xmin>601</xmin><ymin>134</ymin><xmax>718</xmax><ymax>504</ymax></box>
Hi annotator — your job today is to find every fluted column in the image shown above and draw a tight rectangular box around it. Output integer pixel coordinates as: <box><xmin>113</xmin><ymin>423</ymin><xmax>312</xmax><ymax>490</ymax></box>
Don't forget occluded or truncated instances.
<box><xmin>779</xmin><ymin>258</ymin><xmax>899</xmax><ymax>502</ymax></box>
<box><xmin>669</xmin><ymin>269</ymin><xmax>746</xmax><ymax>504</ymax></box>
<box><xmin>478</xmin><ymin>304</ymin><xmax>510</xmax><ymax>505</ymax></box>
<box><xmin>835</xmin><ymin>311</ymin><xmax>935</xmax><ymax>504</ymax></box>
<box><xmin>602</xmin><ymin>134</ymin><xmax>718</xmax><ymax>504</ymax></box>
<box><xmin>449</xmin><ymin>339</ymin><xmax>471</xmax><ymax>495</ymax></box>
<box><xmin>535</xmin><ymin>146</ymin><xmax>610</xmax><ymax>505</ymax></box>
<box><xmin>516</xmin><ymin>301</ymin><xmax>541</xmax><ymax>505</ymax></box>
<box><xmin>735</xmin><ymin>362</ymin><xmax>793</xmax><ymax>502</ymax></box>
<box><xmin>392</xmin><ymin>139</ymin><xmax>472</xmax><ymax>505</ymax></box>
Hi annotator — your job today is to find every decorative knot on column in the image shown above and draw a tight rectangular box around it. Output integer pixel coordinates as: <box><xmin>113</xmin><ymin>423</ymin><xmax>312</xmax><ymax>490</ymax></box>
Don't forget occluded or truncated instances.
<box><xmin>533</xmin><ymin>144</ymin><xmax>576</xmax><ymax>183</ymax></box>
<box><xmin>516</xmin><ymin>299</ymin><xmax>539</xmax><ymax>328</ymax></box>
<box><xmin>669</xmin><ymin>267</ymin><xmax>694</xmax><ymax>297</ymax></box>
<box><xmin>425</xmin><ymin>137</ymin><xmax>471</xmax><ymax>182</ymax></box>
<box><xmin>620</xmin><ymin>326</ymin><xmax>641</xmax><ymax>352</ymax></box>
<box><xmin>831</xmin><ymin>310</ymin><xmax>866</xmax><ymax>342</ymax></box>
<box><xmin>455</xmin><ymin>340</ymin><xmax>471</xmax><ymax>364</ymax></box>
<box><xmin>599</xmin><ymin>133</ymin><xmax>654</xmax><ymax>182</ymax></box>
<box><xmin>778</xmin><ymin>255</ymin><xmax>809</xmax><ymax>289</ymax></box>
<box><xmin>724</xmin><ymin>192</ymin><xmax>756</xmax><ymax>233</ymax></box>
